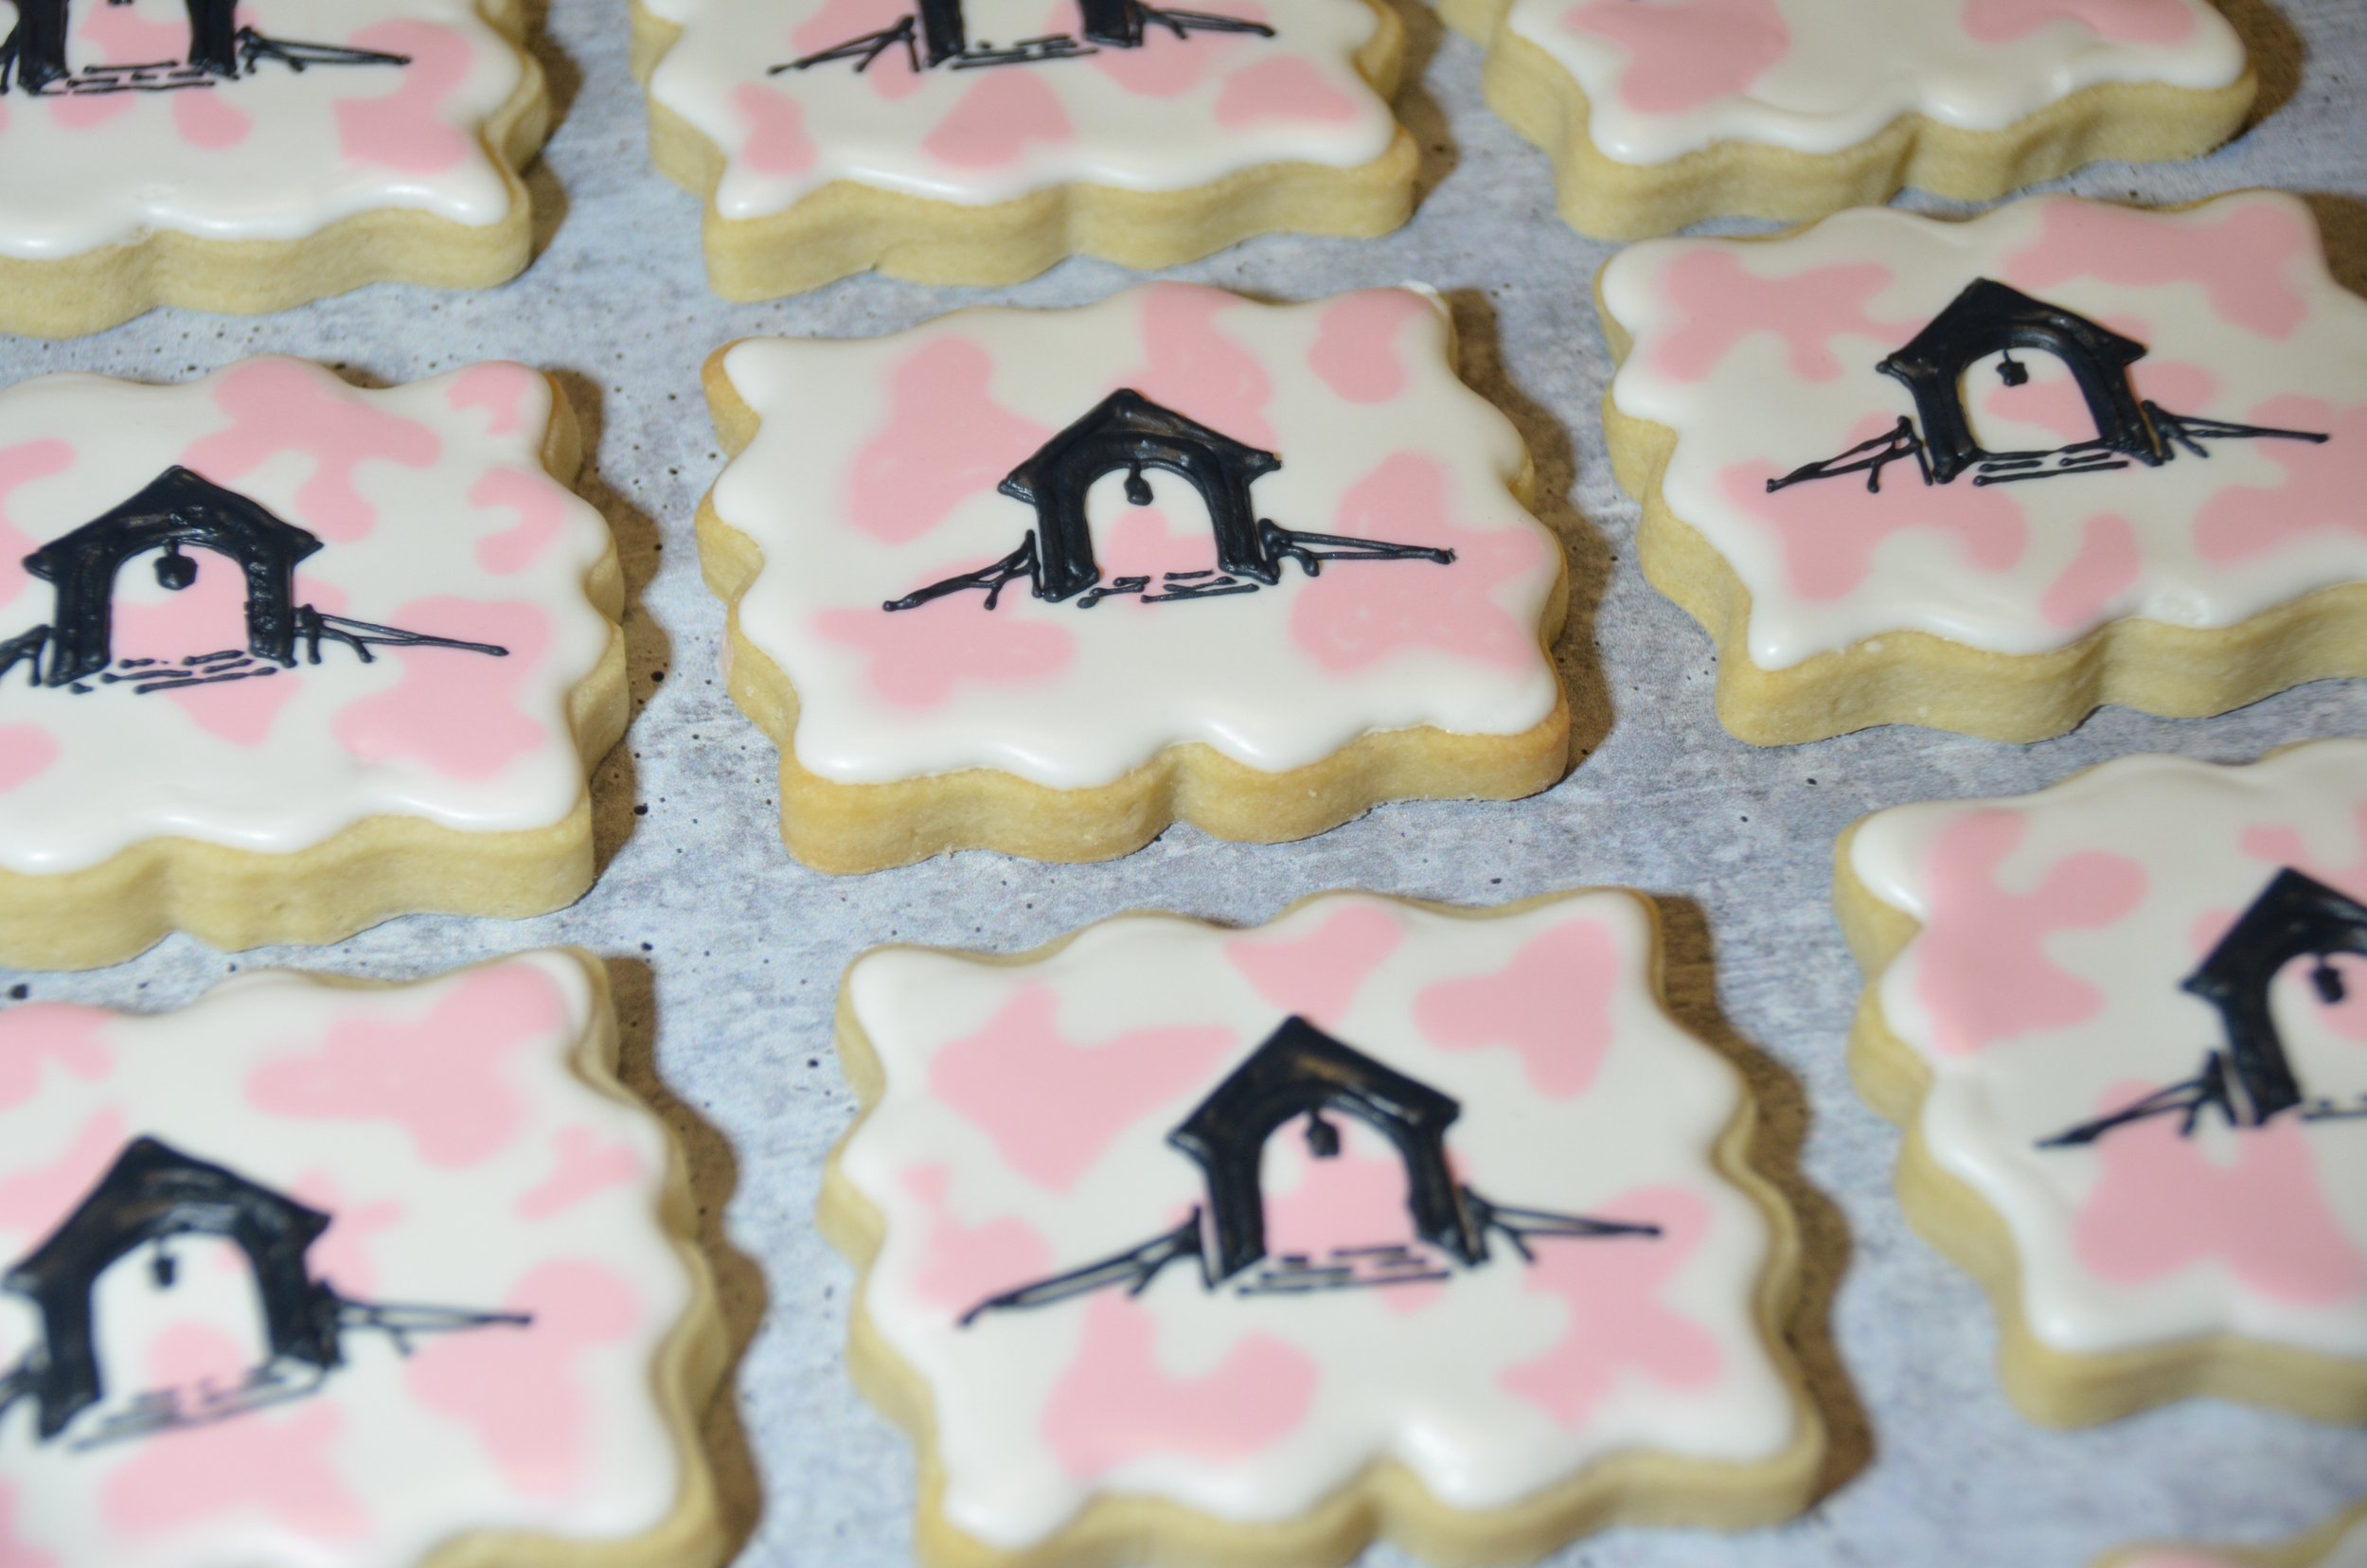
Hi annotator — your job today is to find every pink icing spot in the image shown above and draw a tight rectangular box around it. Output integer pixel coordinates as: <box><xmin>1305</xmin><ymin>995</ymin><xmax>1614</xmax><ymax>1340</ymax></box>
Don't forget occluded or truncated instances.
<box><xmin>1095</xmin><ymin>506</ymin><xmax>1219</xmax><ymax>581</ymax></box>
<box><xmin>734</xmin><ymin>82</ymin><xmax>818</xmax><ymax>175</ymax></box>
<box><xmin>1122</xmin><ymin>283</ymin><xmax>1277</xmax><ymax>449</ymax></box>
<box><xmin>472</xmin><ymin>468</ymin><xmax>570</xmax><ymax>575</ymax></box>
<box><xmin>112</xmin><ymin>551</ymin><xmax>311</xmax><ymax>748</ymax></box>
<box><xmin>922</xmin><ymin>70</ymin><xmax>1073</xmax><ymax>168</ymax></box>
<box><xmin>0</xmin><ymin>1480</ymin><xmax>55</xmax><ymax>1568</ymax></box>
<box><xmin>901</xmin><ymin>1164</ymin><xmax>1055</xmax><ymax>1310</ymax></box>
<box><xmin>290</xmin><ymin>1171</ymin><xmax>402</xmax><ymax>1298</ymax></box>
<box><xmin>102</xmin><ymin>1368</ymin><xmax>366</xmax><ymax>1542</ymax></box>
<box><xmin>1086</xmin><ymin>0</ymin><xmax>1264</xmax><ymax>93</ymax></box>
<box><xmin>1412</xmin><ymin>917</ymin><xmax>1622</xmax><ymax>1097</ymax></box>
<box><xmin>42</xmin><ymin>1</ymin><xmax>178</xmax><ymax>134</ymax></box>
<box><xmin>2192</xmin><ymin>398</ymin><xmax>2367</xmax><ymax>566</ymax></box>
<box><xmin>330</xmin><ymin>597</ymin><xmax>549</xmax><ymax>781</ymax></box>
<box><xmin>1564</xmin><ymin>0</ymin><xmax>1788</xmax><ymax>115</ymax></box>
<box><xmin>0</xmin><ymin>1109</ymin><xmax>128</xmax><ymax>1239</ymax></box>
<box><xmin>182</xmin><ymin>361</ymin><xmax>440</xmax><ymax>544</ymax></box>
<box><xmin>0</xmin><ymin>727</ymin><xmax>59</xmax><ymax>793</ymax></box>
<box><xmin>1499</xmin><ymin>1185</ymin><xmax>1721</xmax><ymax>1426</ymax></box>
<box><xmin>407</xmin><ymin>1259</ymin><xmax>638</xmax><ymax>1499</ymax></box>
<box><xmin>1041</xmin><ymin>1294</ymin><xmax>1318</xmax><ymax>1478</ymax></box>
<box><xmin>1719</xmin><ymin>425</ymin><xmax>2029</xmax><ymax>601</ymax></box>
<box><xmin>1261</xmin><ymin>1132</ymin><xmax>1444</xmax><ymax>1314</ymax></box>
<box><xmin>815</xmin><ymin>596</ymin><xmax>1074</xmax><ymax>708</ymax></box>
<box><xmin>2075</xmin><ymin>1092</ymin><xmax>2365</xmax><ymax>1303</ymax></box>
<box><xmin>1213</xmin><ymin>56</ymin><xmax>1361</xmax><ymax>126</ymax></box>
<box><xmin>2003</xmin><ymin>199</ymin><xmax>2316</xmax><ymax>342</ymax></box>
<box><xmin>849</xmin><ymin>338</ymin><xmax>1053</xmax><ymax>544</ymax></box>
<box><xmin>2038</xmin><ymin>512</ymin><xmax>2142</xmax><ymax>631</ymax></box>
<box><xmin>244</xmin><ymin>965</ymin><xmax>568</xmax><ymax>1167</ymax></box>
<box><xmin>1651</xmin><ymin>252</ymin><xmax>1900</xmax><ymax>383</ymax></box>
<box><xmin>446</xmin><ymin>363</ymin><xmax>542</xmax><ymax>437</ymax></box>
<box><xmin>929</xmin><ymin>986</ymin><xmax>1237</xmax><ymax>1192</ymax></box>
<box><xmin>1913</xmin><ymin>810</ymin><xmax>2148</xmax><ymax>1057</ymax></box>
<box><xmin>2242</xmin><ymin>801</ymin><xmax>2367</xmax><ymax>896</ymax></box>
<box><xmin>1224</xmin><ymin>902</ymin><xmax>1403</xmax><ymax>1029</ymax></box>
<box><xmin>792</xmin><ymin>0</ymin><xmax>925</xmax><ymax>98</ymax></box>
<box><xmin>0</xmin><ymin>1003</ymin><xmax>112</xmax><ymax>1113</ymax></box>
<box><xmin>1290</xmin><ymin>452</ymin><xmax>1552</xmax><ymax>671</ymax></box>
<box><xmin>0</xmin><ymin>437</ymin><xmax>75</xmax><ymax>611</ymax></box>
<box><xmin>515</xmin><ymin>1126</ymin><xmax>644</xmax><ymax>1221</ymax></box>
<box><xmin>1964</xmin><ymin>0</ymin><xmax>2198</xmax><ymax>45</ymax></box>
<box><xmin>171</xmin><ymin>88</ymin><xmax>250</xmax><ymax>149</ymax></box>
<box><xmin>1308</xmin><ymin>291</ymin><xmax>1433</xmax><ymax>405</ymax></box>
<box><xmin>335</xmin><ymin>20</ymin><xmax>473</xmax><ymax>174</ymax></box>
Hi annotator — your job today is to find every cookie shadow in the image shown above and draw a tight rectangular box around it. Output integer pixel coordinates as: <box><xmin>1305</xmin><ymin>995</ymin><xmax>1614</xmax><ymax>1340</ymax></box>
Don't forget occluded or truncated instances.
<box><xmin>1651</xmin><ymin>896</ymin><xmax>1874</xmax><ymax>1507</ymax></box>
<box><xmin>520</xmin><ymin>0</ymin><xmax>577</xmax><ymax>261</ymax></box>
<box><xmin>550</xmin><ymin>371</ymin><xmax>669</xmax><ymax>878</ymax></box>
<box><xmin>2302</xmin><ymin>192</ymin><xmax>2367</xmax><ymax>299</ymax></box>
<box><xmin>2214</xmin><ymin>0</ymin><xmax>2305</xmax><ymax>132</ymax></box>
<box><xmin>605</xmin><ymin>956</ymin><xmax>770</xmax><ymax>1559</ymax></box>
<box><xmin>1380</xmin><ymin>0</ymin><xmax>1459</xmax><ymax>207</ymax></box>
<box><xmin>1441</xmin><ymin>287</ymin><xmax>1615</xmax><ymax>764</ymax></box>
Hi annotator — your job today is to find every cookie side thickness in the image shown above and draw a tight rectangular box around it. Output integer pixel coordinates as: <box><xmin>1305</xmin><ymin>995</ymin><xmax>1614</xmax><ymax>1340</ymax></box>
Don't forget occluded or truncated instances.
<box><xmin>0</xmin><ymin>371</ymin><xmax>629</xmax><ymax>971</ymax></box>
<box><xmin>696</xmin><ymin>296</ymin><xmax>1574</xmax><ymax>875</ymax></box>
<box><xmin>0</xmin><ymin>0</ymin><xmax>552</xmax><ymax>340</ymax></box>
<box><xmin>1441</xmin><ymin>0</ymin><xmax>2251</xmax><ymax>241</ymax></box>
<box><xmin>1595</xmin><ymin>196</ymin><xmax>2367</xmax><ymax>745</ymax></box>
<box><xmin>632</xmin><ymin>0</ymin><xmax>1416</xmax><ymax>299</ymax></box>
<box><xmin>2094</xmin><ymin>1501</ymin><xmax>2367</xmax><ymax>1568</ymax></box>
<box><xmin>1833</xmin><ymin>758</ymin><xmax>2367</xmax><ymax>1427</ymax></box>
<box><xmin>820</xmin><ymin>893</ymin><xmax>1824</xmax><ymax>1568</ymax></box>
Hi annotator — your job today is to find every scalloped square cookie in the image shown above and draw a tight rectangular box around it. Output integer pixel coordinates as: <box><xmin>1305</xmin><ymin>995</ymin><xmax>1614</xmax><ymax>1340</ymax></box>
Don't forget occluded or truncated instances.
<box><xmin>1599</xmin><ymin>192</ymin><xmax>2367</xmax><ymax>745</ymax></box>
<box><xmin>0</xmin><ymin>358</ymin><xmax>626</xmax><ymax>971</ymax></box>
<box><xmin>0</xmin><ymin>949</ymin><xmax>730</xmax><ymax>1568</ymax></box>
<box><xmin>0</xmin><ymin>0</ymin><xmax>551</xmax><ymax>338</ymax></box>
<box><xmin>698</xmin><ymin>282</ymin><xmax>1571</xmax><ymax>873</ymax></box>
<box><xmin>826</xmin><ymin>891</ymin><xmax>1824</xmax><ymax>1567</ymax></box>
<box><xmin>1441</xmin><ymin>0</ymin><xmax>2253</xmax><ymax>240</ymax></box>
<box><xmin>632</xmin><ymin>0</ymin><xmax>1417</xmax><ymax>298</ymax></box>
<box><xmin>1839</xmin><ymin>740</ymin><xmax>2367</xmax><ymax>1427</ymax></box>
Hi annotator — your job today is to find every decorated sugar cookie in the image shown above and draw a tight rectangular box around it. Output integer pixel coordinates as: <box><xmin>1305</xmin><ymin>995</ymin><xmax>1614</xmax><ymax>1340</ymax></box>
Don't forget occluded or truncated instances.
<box><xmin>2098</xmin><ymin>1502</ymin><xmax>2367</xmax><ymax>1568</ymax></box>
<box><xmin>699</xmin><ymin>283</ymin><xmax>1571</xmax><ymax>873</ymax></box>
<box><xmin>0</xmin><ymin>0</ymin><xmax>550</xmax><ymax>338</ymax></box>
<box><xmin>0</xmin><ymin>950</ymin><xmax>728</xmax><ymax>1568</ymax></box>
<box><xmin>1840</xmin><ymin>740</ymin><xmax>2367</xmax><ymax>1426</ymax></box>
<box><xmin>0</xmin><ymin>358</ymin><xmax>625</xmax><ymax>971</ymax></box>
<box><xmin>1599</xmin><ymin>192</ymin><xmax>2367</xmax><ymax>745</ymax></box>
<box><xmin>1443</xmin><ymin>0</ymin><xmax>2252</xmax><ymax>240</ymax></box>
<box><xmin>633</xmin><ymin>0</ymin><xmax>1417</xmax><ymax>298</ymax></box>
<box><xmin>826</xmin><ymin>891</ymin><xmax>1824</xmax><ymax>1567</ymax></box>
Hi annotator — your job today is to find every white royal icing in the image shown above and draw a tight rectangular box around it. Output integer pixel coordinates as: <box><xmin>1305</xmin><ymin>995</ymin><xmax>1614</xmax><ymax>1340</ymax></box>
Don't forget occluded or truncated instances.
<box><xmin>644</xmin><ymin>0</ymin><xmax>1398</xmax><ymax>215</ymax></box>
<box><xmin>1850</xmin><ymin>739</ymin><xmax>2367</xmax><ymax>1363</ymax></box>
<box><xmin>0</xmin><ymin>358</ymin><xmax>615</xmax><ymax>876</ymax></box>
<box><xmin>710</xmin><ymin>283</ymin><xmax>1563</xmax><ymax>790</ymax></box>
<box><xmin>0</xmin><ymin>952</ymin><xmax>696</xmax><ymax>1568</ymax></box>
<box><xmin>839</xmin><ymin>891</ymin><xmax>1803</xmax><ymax>1548</ymax></box>
<box><xmin>1503</xmin><ymin>0</ymin><xmax>2244</xmax><ymax>167</ymax></box>
<box><xmin>0</xmin><ymin>0</ymin><xmax>525</xmax><ymax>259</ymax></box>
<box><xmin>1601</xmin><ymin>192</ymin><xmax>2367</xmax><ymax>668</ymax></box>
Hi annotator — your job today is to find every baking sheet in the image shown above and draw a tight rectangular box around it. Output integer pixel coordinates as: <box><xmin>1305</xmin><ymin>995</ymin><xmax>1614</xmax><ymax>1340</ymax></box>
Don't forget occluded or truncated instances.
<box><xmin>6</xmin><ymin>0</ymin><xmax>2366</xmax><ymax>1560</ymax></box>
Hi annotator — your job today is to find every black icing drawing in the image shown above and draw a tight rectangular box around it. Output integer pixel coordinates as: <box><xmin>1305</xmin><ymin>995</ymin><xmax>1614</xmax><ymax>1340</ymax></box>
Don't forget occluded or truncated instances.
<box><xmin>885</xmin><ymin>390</ymin><xmax>1455</xmax><ymax>614</ymax></box>
<box><xmin>0</xmin><ymin>1136</ymin><xmax>526</xmax><ymax>1450</ymax></box>
<box><xmin>2040</xmin><ymin>868</ymin><xmax>2367</xmax><ymax>1149</ymax></box>
<box><xmin>961</xmin><ymin>1015</ymin><xmax>1660</xmax><ymax>1324</ymax></box>
<box><xmin>780</xmin><ymin>0</ymin><xmax>1271</xmax><ymax>76</ymax></box>
<box><xmin>0</xmin><ymin>466</ymin><xmax>506</xmax><ymax>698</ymax></box>
<box><xmin>0</xmin><ymin>0</ymin><xmax>409</xmax><ymax>98</ymax></box>
<box><xmin>1769</xmin><ymin>278</ymin><xmax>2328</xmax><ymax>494</ymax></box>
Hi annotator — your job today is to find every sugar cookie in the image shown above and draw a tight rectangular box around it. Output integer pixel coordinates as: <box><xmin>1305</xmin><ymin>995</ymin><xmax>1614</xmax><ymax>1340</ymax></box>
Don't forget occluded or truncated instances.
<box><xmin>826</xmin><ymin>890</ymin><xmax>1824</xmax><ymax>1567</ymax></box>
<box><xmin>699</xmin><ymin>282</ymin><xmax>1570</xmax><ymax>873</ymax></box>
<box><xmin>0</xmin><ymin>358</ymin><xmax>626</xmax><ymax>971</ymax></box>
<box><xmin>2096</xmin><ymin>1501</ymin><xmax>2367</xmax><ymax>1568</ymax></box>
<box><xmin>1839</xmin><ymin>740</ymin><xmax>2367</xmax><ymax>1426</ymax></box>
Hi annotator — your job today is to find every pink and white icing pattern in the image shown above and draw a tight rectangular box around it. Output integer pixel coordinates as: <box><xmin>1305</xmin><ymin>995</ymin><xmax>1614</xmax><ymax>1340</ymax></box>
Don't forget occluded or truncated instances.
<box><xmin>1513</xmin><ymin>0</ymin><xmax>2242</xmax><ymax>166</ymax></box>
<box><xmin>711</xmin><ymin>284</ymin><xmax>1562</xmax><ymax>789</ymax></box>
<box><xmin>1851</xmin><ymin>740</ymin><xmax>2367</xmax><ymax>1363</ymax></box>
<box><xmin>0</xmin><ymin>0</ymin><xmax>525</xmax><ymax>258</ymax></box>
<box><xmin>0</xmin><ymin>358</ymin><xmax>614</xmax><ymax>876</ymax></box>
<box><xmin>0</xmin><ymin>953</ymin><xmax>695</xmax><ymax>1568</ymax></box>
<box><xmin>1601</xmin><ymin>193</ymin><xmax>2367</xmax><ymax>667</ymax></box>
<box><xmin>642</xmin><ymin>0</ymin><xmax>1397</xmax><ymax>215</ymax></box>
<box><xmin>838</xmin><ymin>892</ymin><xmax>1802</xmax><ymax>1547</ymax></box>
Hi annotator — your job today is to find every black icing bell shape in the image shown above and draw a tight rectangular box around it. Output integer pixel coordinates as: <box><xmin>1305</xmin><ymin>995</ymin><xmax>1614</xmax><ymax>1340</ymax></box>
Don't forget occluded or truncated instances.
<box><xmin>2313</xmin><ymin>957</ymin><xmax>2347</xmax><ymax>1006</ymax></box>
<box><xmin>1304</xmin><ymin>1110</ymin><xmax>1341</xmax><ymax>1159</ymax></box>
<box><xmin>1997</xmin><ymin>350</ymin><xmax>2030</xmax><ymax>388</ymax></box>
<box><xmin>1123</xmin><ymin>464</ymin><xmax>1153</xmax><ymax>507</ymax></box>
<box><xmin>154</xmin><ymin>543</ymin><xmax>197</xmax><ymax>592</ymax></box>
